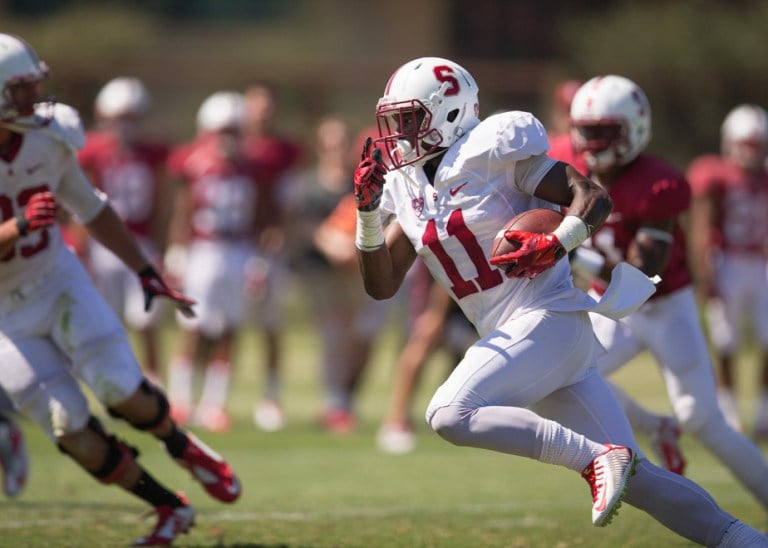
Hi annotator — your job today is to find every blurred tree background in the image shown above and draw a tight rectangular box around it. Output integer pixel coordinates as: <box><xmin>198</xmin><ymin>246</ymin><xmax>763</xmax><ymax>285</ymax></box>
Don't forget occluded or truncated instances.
<box><xmin>1</xmin><ymin>0</ymin><xmax>766</xmax><ymax>168</ymax></box>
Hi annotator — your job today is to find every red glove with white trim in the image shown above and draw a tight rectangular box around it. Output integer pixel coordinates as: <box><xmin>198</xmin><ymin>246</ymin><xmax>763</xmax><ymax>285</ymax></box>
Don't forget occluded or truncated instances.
<box><xmin>17</xmin><ymin>191</ymin><xmax>57</xmax><ymax>236</ymax></box>
<box><xmin>354</xmin><ymin>137</ymin><xmax>387</xmax><ymax>212</ymax></box>
<box><xmin>138</xmin><ymin>265</ymin><xmax>197</xmax><ymax>318</ymax></box>
<box><xmin>490</xmin><ymin>230</ymin><xmax>566</xmax><ymax>279</ymax></box>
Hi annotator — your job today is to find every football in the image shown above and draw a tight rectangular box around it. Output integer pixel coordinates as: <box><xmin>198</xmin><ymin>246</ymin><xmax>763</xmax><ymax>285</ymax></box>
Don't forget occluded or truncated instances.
<box><xmin>490</xmin><ymin>208</ymin><xmax>564</xmax><ymax>258</ymax></box>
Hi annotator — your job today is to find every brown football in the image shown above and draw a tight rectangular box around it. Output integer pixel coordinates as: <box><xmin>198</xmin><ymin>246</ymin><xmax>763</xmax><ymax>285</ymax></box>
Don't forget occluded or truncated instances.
<box><xmin>490</xmin><ymin>208</ymin><xmax>565</xmax><ymax>258</ymax></box>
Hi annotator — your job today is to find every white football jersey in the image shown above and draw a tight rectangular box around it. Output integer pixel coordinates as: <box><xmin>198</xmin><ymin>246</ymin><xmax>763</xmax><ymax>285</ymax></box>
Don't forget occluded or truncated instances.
<box><xmin>379</xmin><ymin>111</ymin><xmax>596</xmax><ymax>336</ymax></box>
<box><xmin>0</xmin><ymin>104</ymin><xmax>106</xmax><ymax>295</ymax></box>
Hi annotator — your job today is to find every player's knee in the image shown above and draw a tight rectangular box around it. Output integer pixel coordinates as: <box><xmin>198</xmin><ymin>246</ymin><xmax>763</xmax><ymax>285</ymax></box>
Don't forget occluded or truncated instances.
<box><xmin>427</xmin><ymin>405</ymin><xmax>474</xmax><ymax>446</ymax></box>
<box><xmin>107</xmin><ymin>379</ymin><xmax>170</xmax><ymax>433</ymax></box>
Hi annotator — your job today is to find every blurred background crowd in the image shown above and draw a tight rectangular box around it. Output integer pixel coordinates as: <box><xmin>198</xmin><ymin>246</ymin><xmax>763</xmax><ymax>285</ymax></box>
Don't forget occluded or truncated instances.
<box><xmin>2</xmin><ymin>0</ymin><xmax>768</xmax><ymax>452</ymax></box>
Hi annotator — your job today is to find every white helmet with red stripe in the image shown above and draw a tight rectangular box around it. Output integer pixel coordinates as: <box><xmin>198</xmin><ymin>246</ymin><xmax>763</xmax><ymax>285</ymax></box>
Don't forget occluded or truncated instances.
<box><xmin>0</xmin><ymin>33</ymin><xmax>52</xmax><ymax>127</ymax></box>
<box><xmin>569</xmin><ymin>75</ymin><xmax>651</xmax><ymax>172</ymax></box>
<box><xmin>721</xmin><ymin>104</ymin><xmax>768</xmax><ymax>171</ymax></box>
<box><xmin>196</xmin><ymin>91</ymin><xmax>244</xmax><ymax>134</ymax></box>
<box><xmin>375</xmin><ymin>57</ymin><xmax>480</xmax><ymax>168</ymax></box>
<box><xmin>95</xmin><ymin>77</ymin><xmax>150</xmax><ymax>119</ymax></box>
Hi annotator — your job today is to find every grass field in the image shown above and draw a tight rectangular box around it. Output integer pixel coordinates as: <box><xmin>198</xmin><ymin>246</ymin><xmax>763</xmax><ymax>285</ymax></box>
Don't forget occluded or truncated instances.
<box><xmin>1</xmin><ymin>295</ymin><xmax>766</xmax><ymax>547</ymax></box>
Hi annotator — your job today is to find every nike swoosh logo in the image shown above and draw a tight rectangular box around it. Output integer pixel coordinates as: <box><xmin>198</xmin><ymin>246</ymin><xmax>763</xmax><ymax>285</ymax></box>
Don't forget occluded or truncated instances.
<box><xmin>449</xmin><ymin>182</ymin><xmax>469</xmax><ymax>196</ymax></box>
<box><xmin>26</xmin><ymin>163</ymin><xmax>44</xmax><ymax>175</ymax></box>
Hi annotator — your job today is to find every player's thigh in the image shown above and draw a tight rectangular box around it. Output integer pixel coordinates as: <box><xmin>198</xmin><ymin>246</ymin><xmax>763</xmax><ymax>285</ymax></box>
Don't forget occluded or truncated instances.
<box><xmin>0</xmin><ymin>335</ymin><xmax>89</xmax><ymax>440</ymax></box>
<box><xmin>590</xmin><ymin>312</ymin><xmax>644</xmax><ymax>376</ymax></box>
<box><xmin>531</xmin><ymin>368</ymin><xmax>641</xmax><ymax>453</ymax></box>
<box><xmin>427</xmin><ymin>310</ymin><xmax>596</xmax><ymax>414</ymax></box>
<box><xmin>52</xmin><ymin>272</ymin><xmax>144</xmax><ymax>407</ymax></box>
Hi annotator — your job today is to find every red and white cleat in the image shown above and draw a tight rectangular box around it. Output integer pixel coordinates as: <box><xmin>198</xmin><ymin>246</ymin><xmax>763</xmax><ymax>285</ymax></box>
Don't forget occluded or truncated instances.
<box><xmin>133</xmin><ymin>495</ymin><xmax>195</xmax><ymax>546</ymax></box>
<box><xmin>650</xmin><ymin>417</ymin><xmax>686</xmax><ymax>475</ymax></box>
<box><xmin>0</xmin><ymin>420</ymin><xmax>28</xmax><ymax>497</ymax></box>
<box><xmin>581</xmin><ymin>444</ymin><xmax>638</xmax><ymax>527</ymax></box>
<box><xmin>176</xmin><ymin>433</ymin><xmax>241</xmax><ymax>503</ymax></box>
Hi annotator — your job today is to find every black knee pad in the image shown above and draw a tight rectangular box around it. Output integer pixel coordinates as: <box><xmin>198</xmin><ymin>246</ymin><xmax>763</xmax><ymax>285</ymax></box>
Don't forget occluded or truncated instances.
<box><xmin>57</xmin><ymin>416</ymin><xmax>139</xmax><ymax>484</ymax></box>
<box><xmin>107</xmin><ymin>379</ymin><xmax>170</xmax><ymax>431</ymax></box>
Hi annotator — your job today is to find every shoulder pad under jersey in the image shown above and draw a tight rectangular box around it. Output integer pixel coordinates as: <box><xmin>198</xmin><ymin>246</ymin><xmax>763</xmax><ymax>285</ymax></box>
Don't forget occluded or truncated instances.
<box><xmin>40</xmin><ymin>103</ymin><xmax>86</xmax><ymax>152</ymax></box>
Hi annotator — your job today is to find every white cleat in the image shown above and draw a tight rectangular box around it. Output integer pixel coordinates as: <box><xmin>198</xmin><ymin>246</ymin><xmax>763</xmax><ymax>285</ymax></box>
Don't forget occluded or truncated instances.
<box><xmin>376</xmin><ymin>424</ymin><xmax>416</xmax><ymax>455</ymax></box>
<box><xmin>133</xmin><ymin>495</ymin><xmax>195</xmax><ymax>546</ymax></box>
<box><xmin>581</xmin><ymin>444</ymin><xmax>638</xmax><ymax>527</ymax></box>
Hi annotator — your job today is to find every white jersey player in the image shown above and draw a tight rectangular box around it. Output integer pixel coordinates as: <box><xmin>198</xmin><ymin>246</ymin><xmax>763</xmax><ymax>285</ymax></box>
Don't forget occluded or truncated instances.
<box><xmin>353</xmin><ymin>56</ymin><xmax>767</xmax><ymax>546</ymax></box>
<box><xmin>0</xmin><ymin>33</ymin><xmax>240</xmax><ymax>545</ymax></box>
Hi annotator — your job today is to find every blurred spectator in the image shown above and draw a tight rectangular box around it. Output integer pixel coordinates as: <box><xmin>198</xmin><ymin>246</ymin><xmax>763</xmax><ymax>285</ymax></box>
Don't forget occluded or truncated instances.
<box><xmin>547</xmin><ymin>78</ymin><xmax>583</xmax><ymax>139</ymax></box>
<box><xmin>284</xmin><ymin>119</ymin><xmax>389</xmax><ymax>433</ymax></box>
<box><xmin>77</xmin><ymin>77</ymin><xmax>171</xmax><ymax>385</ymax></box>
<box><xmin>686</xmin><ymin>104</ymin><xmax>768</xmax><ymax>436</ymax></box>
<box><xmin>376</xmin><ymin>259</ymin><xmax>477</xmax><ymax>454</ymax></box>
<box><xmin>242</xmin><ymin>82</ymin><xmax>303</xmax><ymax>431</ymax></box>
<box><xmin>163</xmin><ymin>91</ymin><xmax>259</xmax><ymax>433</ymax></box>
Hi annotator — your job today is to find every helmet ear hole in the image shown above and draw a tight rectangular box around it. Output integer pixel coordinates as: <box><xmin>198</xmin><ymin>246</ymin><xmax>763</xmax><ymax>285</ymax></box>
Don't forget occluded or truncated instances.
<box><xmin>447</xmin><ymin>109</ymin><xmax>459</xmax><ymax>123</ymax></box>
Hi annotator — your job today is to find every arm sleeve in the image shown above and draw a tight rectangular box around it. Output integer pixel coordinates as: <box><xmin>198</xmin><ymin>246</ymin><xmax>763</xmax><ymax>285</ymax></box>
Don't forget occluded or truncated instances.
<box><xmin>56</xmin><ymin>155</ymin><xmax>108</xmax><ymax>224</ymax></box>
<box><xmin>513</xmin><ymin>154</ymin><xmax>559</xmax><ymax>195</ymax></box>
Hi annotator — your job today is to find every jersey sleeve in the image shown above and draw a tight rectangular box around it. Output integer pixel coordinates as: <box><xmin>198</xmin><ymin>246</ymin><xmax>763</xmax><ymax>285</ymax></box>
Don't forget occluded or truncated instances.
<box><xmin>686</xmin><ymin>155</ymin><xmax>723</xmax><ymax>196</ymax></box>
<box><xmin>492</xmin><ymin>111</ymin><xmax>551</xmax><ymax>162</ymax></box>
<box><xmin>56</xmin><ymin>155</ymin><xmax>109</xmax><ymax>224</ymax></box>
<box><xmin>491</xmin><ymin>111</ymin><xmax>556</xmax><ymax>195</ymax></box>
<box><xmin>638</xmin><ymin>174</ymin><xmax>690</xmax><ymax>220</ymax></box>
<box><xmin>166</xmin><ymin>145</ymin><xmax>191</xmax><ymax>182</ymax></box>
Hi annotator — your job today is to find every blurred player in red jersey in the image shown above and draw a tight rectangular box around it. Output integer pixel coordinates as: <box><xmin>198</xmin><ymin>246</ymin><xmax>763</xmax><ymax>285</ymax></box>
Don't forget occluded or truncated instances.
<box><xmin>164</xmin><ymin>91</ymin><xmax>263</xmax><ymax>433</ymax></box>
<box><xmin>241</xmin><ymin>82</ymin><xmax>303</xmax><ymax>431</ymax></box>
<box><xmin>0</xmin><ymin>34</ymin><xmax>240</xmax><ymax>545</ymax></box>
<box><xmin>78</xmin><ymin>77</ymin><xmax>170</xmax><ymax>385</ymax></box>
<box><xmin>550</xmin><ymin>75</ymin><xmax>768</xmax><ymax>515</ymax></box>
<box><xmin>687</xmin><ymin>104</ymin><xmax>768</xmax><ymax>437</ymax></box>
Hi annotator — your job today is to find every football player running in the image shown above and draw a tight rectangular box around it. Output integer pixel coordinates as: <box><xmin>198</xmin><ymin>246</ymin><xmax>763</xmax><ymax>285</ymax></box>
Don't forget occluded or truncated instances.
<box><xmin>354</xmin><ymin>56</ymin><xmax>767</xmax><ymax>545</ymax></box>
<box><xmin>687</xmin><ymin>104</ymin><xmax>768</xmax><ymax>436</ymax></box>
<box><xmin>0</xmin><ymin>33</ymin><xmax>240</xmax><ymax>545</ymax></box>
<box><xmin>551</xmin><ymin>74</ymin><xmax>768</xmax><ymax>537</ymax></box>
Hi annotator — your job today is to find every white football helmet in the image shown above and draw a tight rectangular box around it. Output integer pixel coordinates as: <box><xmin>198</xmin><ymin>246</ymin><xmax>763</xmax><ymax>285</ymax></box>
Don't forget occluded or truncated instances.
<box><xmin>720</xmin><ymin>104</ymin><xmax>768</xmax><ymax>171</ymax></box>
<box><xmin>196</xmin><ymin>91</ymin><xmax>244</xmax><ymax>134</ymax></box>
<box><xmin>95</xmin><ymin>77</ymin><xmax>150</xmax><ymax>119</ymax></box>
<box><xmin>0</xmin><ymin>33</ymin><xmax>52</xmax><ymax>127</ymax></box>
<box><xmin>375</xmin><ymin>57</ymin><xmax>480</xmax><ymax>168</ymax></box>
<box><xmin>569</xmin><ymin>75</ymin><xmax>651</xmax><ymax>172</ymax></box>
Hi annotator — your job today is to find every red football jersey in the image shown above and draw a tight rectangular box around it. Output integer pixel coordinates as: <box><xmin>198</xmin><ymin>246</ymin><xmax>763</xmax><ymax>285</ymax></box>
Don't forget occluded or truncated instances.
<box><xmin>687</xmin><ymin>154</ymin><xmax>768</xmax><ymax>255</ymax></box>
<box><xmin>78</xmin><ymin>130</ymin><xmax>169</xmax><ymax>238</ymax></box>
<box><xmin>549</xmin><ymin>143</ymin><xmax>692</xmax><ymax>297</ymax></box>
<box><xmin>167</xmin><ymin>135</ymin><xmax>260</xmax><ymax>241</ymax></box>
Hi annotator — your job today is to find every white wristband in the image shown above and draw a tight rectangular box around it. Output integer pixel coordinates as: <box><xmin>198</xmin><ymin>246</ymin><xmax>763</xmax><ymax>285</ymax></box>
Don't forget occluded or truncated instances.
<box><xmin>552</xmin><ymin>215</ymin><xmax>590</xmax><ymax>252</ymax></box>
<box><xmin>355</xmin><ymin>210</ymin><xmax>385</xmax><ymax>252</ymax></box>
<box><xmin>570</xmin><ymin>246</ymin><xmax>605</xmax><ymax>279</ymax></box>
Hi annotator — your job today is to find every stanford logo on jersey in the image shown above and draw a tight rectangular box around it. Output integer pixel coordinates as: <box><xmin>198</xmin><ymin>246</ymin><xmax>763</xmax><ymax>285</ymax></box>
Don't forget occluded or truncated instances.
<box><xmin>412</xmin><ymin>197</ymin><xmax>424</xmax><ymax>214</ymax></box>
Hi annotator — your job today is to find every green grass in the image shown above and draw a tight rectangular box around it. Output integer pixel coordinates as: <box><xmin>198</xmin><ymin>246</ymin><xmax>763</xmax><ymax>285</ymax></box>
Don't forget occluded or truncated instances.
<box><xmin>1</xmin><ymin>301</ymin><xmax>766</xmax><ymax>547</ymax></box>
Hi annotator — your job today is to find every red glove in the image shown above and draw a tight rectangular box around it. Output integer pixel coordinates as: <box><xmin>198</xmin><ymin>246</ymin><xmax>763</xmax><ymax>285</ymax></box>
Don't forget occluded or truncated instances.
<box><xmin>489</xmin><ymin>230</ymin><xmax>566</xmax><ymax>279</ymax></box>
<box><xmin>138</xmin><ymin>265</ymin><xmax>197</xmax><ymax>318</ymax></box>
<box><xmin>354</xmin><ymin>137</ymin><xmax>387</xmax><ymax>212</ymax></box>
<box><xmin>17</xmin><ymin>191</ymin><xmax>57</xmax><ymax>236</ymax></box>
